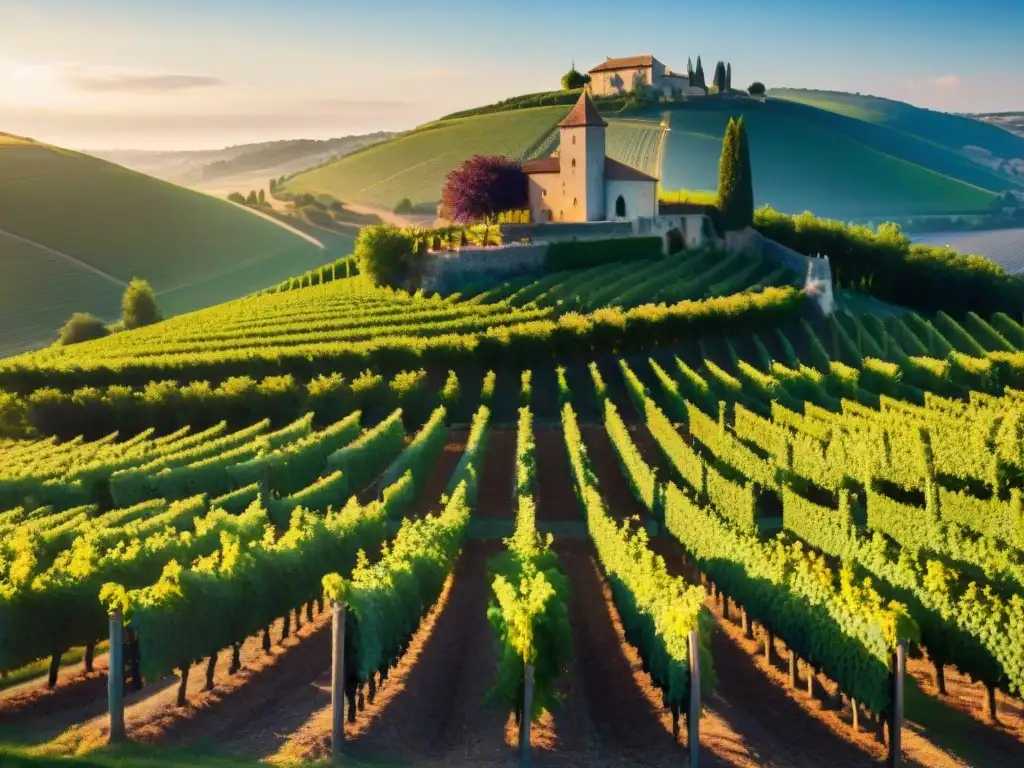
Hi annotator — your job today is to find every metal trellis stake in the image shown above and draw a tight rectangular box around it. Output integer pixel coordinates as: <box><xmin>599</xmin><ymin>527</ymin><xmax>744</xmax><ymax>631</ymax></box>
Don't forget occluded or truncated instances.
<box><xmin>889</xmin><ymin>638</ymin><xmax>907</xmax><ymax>767</ymax></box>
<box><xmin>688</xmin><ymin>629</ymin><xmax>701</xmax><ymax>768</ymax></box>
<box><xmin>521</xmin><ymin>662</ymin><xmax>535</xmax><ymax>767</ymax></box>
<box><xmin>108</xmin><ymin>609</ymin><xmax>126</xmax><ymax>742</ymax></box>
<box><xmin>331</xmin><ymin>601</ymin><xmax>347</xmax><ymax>762</ymax></box>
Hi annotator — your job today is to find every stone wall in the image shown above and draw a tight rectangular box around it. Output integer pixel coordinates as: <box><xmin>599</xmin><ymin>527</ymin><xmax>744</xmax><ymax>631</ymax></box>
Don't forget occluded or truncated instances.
<box><xmin>501</xmin><ymin>221</ymin><xmax>634</xmax><ymax>244</ymax></box>
<box><xmin>424</xmin><ymin>214</ymin><xmax>720</xmax><ymax>294</ymax></box>
<box><xmin>502</xmin><ymin>214</ymin><xmax>716</xmax><ymax>252</ymax></box>
<box><xmin>725</xmin><ymin>226</ymin><xmax>834</xmax><ymax>315</ymax></box>
<box><xmin>637</xmin><ymin>214</ymin><xmax>717</xmax><ymax>251</ymax></box>
<box><xmin>421</xmin><ymin>242</ymin><xmax>549</xmax><ymax>293</ymax></box>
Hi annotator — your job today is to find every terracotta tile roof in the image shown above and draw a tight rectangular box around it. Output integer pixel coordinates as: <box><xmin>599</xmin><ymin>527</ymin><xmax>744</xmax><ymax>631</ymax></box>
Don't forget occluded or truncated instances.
<box><xmin>521</xmin><ymin>156</ymin><xmax>560</xmax><ymax>174</ymax></box>
<box><xmin>605</xmin><ymin>157</ymin><xmax>658</xmax><ymax>182</ymax></box>
<box><xmin>588</xmin><ymin>55</ymin><xmax>655</xmax><ymax>74</ymax></box>
<box><xmin>558</xmin><ymin>91</ymin><xmax>608</xmax><ymax>128</ymax></box>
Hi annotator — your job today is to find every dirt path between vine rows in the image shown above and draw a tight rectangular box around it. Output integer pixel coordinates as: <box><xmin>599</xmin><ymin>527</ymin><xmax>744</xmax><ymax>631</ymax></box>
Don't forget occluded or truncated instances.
<box><xmin>266</xmin><ymin>431</ymin><xmax>516</xmax><ymax>766</ymax></box>
<box><xmin>475</xmin><ymin>428</ymin><xmax>516</xmax><ymax>519</ymax></box>
<box><xmin>406</xmin><ymin>430</ymin><xmax>468</xmax><ymax>517</ymax></box>
<box><xmin>534</xmin><ymin>427</ymin><xmax>578</xmax><ymax>522</ymax></box>
<box><xmin>224</xmin><ymin>541</ymin><xmax>508</xmax><ymax>766</ymax></box>
<box><xmin>532</xmin><ymin>427</ymin><xmax>695</xmax><ymax>765</ymax></box>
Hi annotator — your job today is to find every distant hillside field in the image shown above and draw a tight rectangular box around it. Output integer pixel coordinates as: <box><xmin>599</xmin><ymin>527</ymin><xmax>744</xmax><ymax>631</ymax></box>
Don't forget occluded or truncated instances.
<box><xmin>971</xmin><ymin>112</ymin><xmax>1024</xmax><ymax>140</ymax></box>
<box><xmin>655</xmin><ymin>98</ymin><xmax>999</xmax><ymax>219</ymax></box>
<box><xmin>283</xmin><ymin>106</ymin><xmax>567</xmax><ymax>210</ymax></box>
<box><xmin>912</xmin><ymin>227</ymin><xmax>1024</xmax><ymax>274</ymax></box>
<box><xmin>770</xmin><ymin>90</ymin><xmax>1024</xmax><ymax>190</ymax></box>
<box><xmin>285</xmin><ymin>90</ymin><xmax>1021</xmax><ymax>222</ymax></box>
<box><xmin>0</xmin><ymin>138</ymin><xmax>339</xmax><ymax>355</ymax></box>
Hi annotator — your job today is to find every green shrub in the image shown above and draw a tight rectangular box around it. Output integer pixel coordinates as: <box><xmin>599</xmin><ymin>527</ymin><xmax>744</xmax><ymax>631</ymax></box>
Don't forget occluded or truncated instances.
<box><xmin>545</xmin><ymin>236</ymin><xmax>663</xmax><ymax>271</ymax></box>
<box><xmin>58</xmin><ymin>313</ymin><xmax>110</xmax><ymax>345</ymax></box>
<box><xmin>353</xmin><ymin>225</ymin><xmax>417</xmax><ymax>287</ymax></box>
<box><xmin>122</xmin><ymin>279</ymin><xmax>161</xmax><ymax>330</ymax></box>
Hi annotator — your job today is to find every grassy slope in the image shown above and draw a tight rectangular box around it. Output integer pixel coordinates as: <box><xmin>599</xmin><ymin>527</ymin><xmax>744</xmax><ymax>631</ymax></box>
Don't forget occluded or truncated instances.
<box><xmin>0</xmin><ymin>140</ymin><xmax>339</xmax><ymax>353</ymax></box>
<box><xmin>771</xmin><ymin>89</ymin><xmax>1024</xmax><ymax>159</ymax></box>
<box><xmin>0</xmin><ymin>231</ymin><xmax>123</xmax><ymax>357</ymax></box>
<box><xmin>656</xmin><ymin>98</ymin><xmax>999</xmax><ymax>219</ymax></box>
<box><xmin>282</xmin><ymin>106</ymin><xmax>566</xmax><ymax>209</ymax></box>
<box><xmin>770</xmin><ymin>89</ymin><xmax>1024</xmax><ymax>191</ymax></box>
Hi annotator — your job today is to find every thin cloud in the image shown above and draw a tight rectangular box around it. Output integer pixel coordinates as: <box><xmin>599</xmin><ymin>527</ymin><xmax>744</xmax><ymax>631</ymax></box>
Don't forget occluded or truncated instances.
<box><xmin>301</xmin><ymin>97</ymin><xmax>415</xmax><ymax>110</ymax></box>
<box><xmin>65</xmin><ymin>67</ymin><xmax>223</xmax><ymax>92</ymax></box>
<box><xmin>933</xmin><ymin>74</ymin><xmax>960</xmax><ymax>90</ymax></box>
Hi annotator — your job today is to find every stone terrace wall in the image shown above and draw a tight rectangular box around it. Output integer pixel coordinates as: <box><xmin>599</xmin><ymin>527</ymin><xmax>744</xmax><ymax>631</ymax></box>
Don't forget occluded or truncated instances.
<box><xmin>422</xmin><ymin>242</ymin><xmax>549</xmax><ymax>293</ymax></box>
<box><xmin>725</xmin><ymin>227</ymin><xmax>834</xmax><ymax>315</ymax></box>
<box><xmin>501</xmin><ymin>221</ymin><xmax>633</xmax><ymax>244</ymax></box>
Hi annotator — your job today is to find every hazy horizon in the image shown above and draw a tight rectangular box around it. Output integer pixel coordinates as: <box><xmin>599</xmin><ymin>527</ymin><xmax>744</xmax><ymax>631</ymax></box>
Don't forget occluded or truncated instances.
<box><xmin>2</xmin><ymin>0</ymin><xmax>1022</xmax><ymax>153</ymax></box>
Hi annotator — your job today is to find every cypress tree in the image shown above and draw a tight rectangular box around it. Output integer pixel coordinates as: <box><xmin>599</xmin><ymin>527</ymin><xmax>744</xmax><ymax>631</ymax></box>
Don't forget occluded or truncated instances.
<box><xmin>735</xmin><ymin>116</ymin><xmax>754</xmax><ymax>227</ymax></box>
<box><xmin>726</xmin><ymin>62</ymin><xmax>732</xmax><ymax>91</ymax></box>
<box><xmin>687</xmin><ymin>56</ymin><xmax>694</xmax><ymax>86</ymax></box>
<box><xmin>717</xmin><ymin>117</ymin><xmax>754</xmax><ymax>230</ymax></box>
<box><xmin>717</xmin><ymin>118</ymin><xmax>740</xmax><ymax>229</ymax></box>
<box><xmin>695</xmin><ymin>56</ymin><xmax>705</xmax><ymax>89</ymax></box>
<box><xmin>713</xmin><ymin>61</ymin><xmax>726</xmax><ymax>91</ymax></box>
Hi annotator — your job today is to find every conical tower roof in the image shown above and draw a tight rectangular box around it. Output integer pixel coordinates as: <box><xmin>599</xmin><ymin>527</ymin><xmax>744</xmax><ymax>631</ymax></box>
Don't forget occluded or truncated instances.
<box><xmin>558</xmin><ymin>91</ymin><xmax>608</xmax><ymax>129</ymax></box>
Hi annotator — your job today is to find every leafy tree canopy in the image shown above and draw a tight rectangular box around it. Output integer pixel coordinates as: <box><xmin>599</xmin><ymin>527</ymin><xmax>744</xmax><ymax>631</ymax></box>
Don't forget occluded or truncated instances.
<box><xmin>353</xmin><ymin>225</ymin><xmax>417</xmax><ymax>287</ymax></box>
<box><xmin>441</xmin><ymin>155</ymin><xmax>528</xmax><ymax>224</ymax></box>
<box><xmin>748</xmin><ymin>81</ymin><xmax>766</xmax><ymax>96</ymax></box>
<box><xmin>561</xmin><ymin>68</ymin><xmax>590</xmax><ymax>90</ymax></box>
<box><xmin>59</xmin><ymin>313</ymin><xmax>110</xmax><ymax>345</ymax></box>
<box><xmin>122</xmin><ymin>278</ymin><xmax>162</xmax><ymax>331</ymax></box>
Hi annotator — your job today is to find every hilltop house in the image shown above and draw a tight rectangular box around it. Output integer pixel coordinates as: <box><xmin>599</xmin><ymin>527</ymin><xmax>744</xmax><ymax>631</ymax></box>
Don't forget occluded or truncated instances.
<box><xmin>587</xmin><ymin>54</ymin><xmax>705</xmax><ymax>99</ymax></box>
<box><xmin>521</xmin><ymin>91</ymin><xmax>658</xmax><ymax>223</ymax></box>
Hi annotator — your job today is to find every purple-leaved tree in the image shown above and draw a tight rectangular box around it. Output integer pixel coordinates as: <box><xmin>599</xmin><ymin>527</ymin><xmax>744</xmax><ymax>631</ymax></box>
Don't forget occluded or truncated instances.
<box><xmin>441</xmin><ymin>155</ymin><xmax>528</xmax><ymax>224</ymax></box>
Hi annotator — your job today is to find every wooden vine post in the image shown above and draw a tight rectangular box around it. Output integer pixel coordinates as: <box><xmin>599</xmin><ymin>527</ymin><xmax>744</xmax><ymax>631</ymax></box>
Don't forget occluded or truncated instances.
<box><xmin>107</xmin><ymin>608</ymin><xmax>126</xmax><ymax>743</ymax></box>
<box><xmin>889</xmin><ymin>638</ymin><xmax>907</xmax><ymax>768</ymax></box>
<box><xmin>687</xmin><ymin>630</ymin><xmax>701</xmax><ymax>768</ymax></box>
<box><xmin>520</xmin><ymin>662</ymin><xmax>535</xmax><ymax>767</ymax></box>
<box><xmin>331</xmin><ymin>599</ymin><xmax>348</xmax><ymax>763</ymax></box>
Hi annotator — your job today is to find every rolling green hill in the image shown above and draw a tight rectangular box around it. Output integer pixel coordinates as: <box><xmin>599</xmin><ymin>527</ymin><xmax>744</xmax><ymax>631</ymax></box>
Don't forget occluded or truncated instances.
<box><xmin>655</xmin><ymin>98</ymin><xmax>1000</xmax><ymax>219</ymax></box>
<box><xmin>772</xmin><ymin>89</ymin><xmax>1024</xmax><ymax>166</ymax></box>
<box><xmin>0</xmin><ymin>136</ymin><xmax>339</xmax><ymax>356</ymax></box>
<box><xmin>282</xmin><ymin>106</ymin><xmax>567</xmax><ymax>210</ymax></box>
<box><xmin>285</xmin><ymin>90</ymin><xmax>1023</xmax><ymax>223</ymax></box>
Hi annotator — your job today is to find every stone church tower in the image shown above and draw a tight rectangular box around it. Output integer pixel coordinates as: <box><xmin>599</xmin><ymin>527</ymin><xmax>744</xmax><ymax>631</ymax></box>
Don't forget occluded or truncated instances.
<box><xmin>556</xmin><ymin>92</ymin><xmax>608</xmax><ymax>222</ymax></box>
<box><xmin>522</xmin><ymin>91</ymin><xmax>658</xmax><ymax>223</ymax></box>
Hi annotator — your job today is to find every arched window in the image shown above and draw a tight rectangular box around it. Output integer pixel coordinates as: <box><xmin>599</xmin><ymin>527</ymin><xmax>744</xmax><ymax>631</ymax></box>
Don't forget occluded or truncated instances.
<box><xmin>572</xmin><ymin>134</ymin><xmax>576</xmax><ymax>145</ymax></box>
<box><xmin>573</xmin><ymin>197</ymin><xmax>578</xmax><ymax>206</ymax></box>
<box><xmin>571</xmin><ymin>158</ymin><xmax>576</xmax><ymax>168</ymax></box>
<box><xmin>615</xmin><ymin>195</ymin><xmax>626</xmax><ymax>218</ymax></box>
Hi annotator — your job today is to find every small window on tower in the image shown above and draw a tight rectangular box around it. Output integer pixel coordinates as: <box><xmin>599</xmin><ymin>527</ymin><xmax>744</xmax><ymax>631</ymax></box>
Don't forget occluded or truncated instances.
<box><xmin>571</xmin><ymin>158</ymin><xmax>576</xmax><ymax>168</ymax></box>
<box><xmin>573</xmin><ymin>197</ymin><xmax>578</xmax><ymax>206</ymax></box>
<box><xmin>572</xmin><ymin>135</ymin><xmax>576</xmax><ymax>145</ymax></box>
